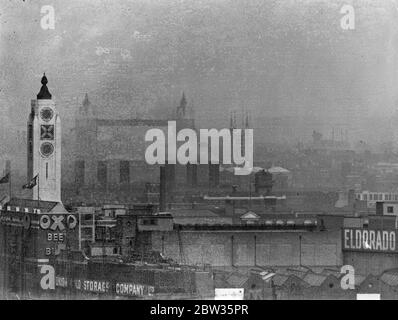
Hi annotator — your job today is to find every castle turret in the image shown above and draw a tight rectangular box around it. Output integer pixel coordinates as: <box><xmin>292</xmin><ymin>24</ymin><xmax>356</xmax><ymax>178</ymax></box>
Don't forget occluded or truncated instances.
<box><xmin>74</xmin><ymin>93</ymin><xmax>98</xmax><ymax>188</ymax></box>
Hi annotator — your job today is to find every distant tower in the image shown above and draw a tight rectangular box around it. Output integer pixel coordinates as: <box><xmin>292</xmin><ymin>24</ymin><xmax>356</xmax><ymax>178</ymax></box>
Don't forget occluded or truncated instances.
<box><xmin>229</xmin><ymin>110</ymin><xmax>237</xmax><ymax>159</ymax></box>
<box><xmin>74</xmin><ymin>93</ymin><xmax>97</xmax><ymax>187</ymax></box>
<box><xmin>229</xmin><ymin>111</ymin><xmax>235</xmax><ymax>132</ymax></box>
<box><xmin>176</xmin><ymin>92</ymin><xmax>187</xmax><ymax>119</ymax></box>
<box><xmin>241</xmin><ymin>110</ymin><xmax>250</xmax><ymax>154</ymax></box>
<box><xmin>176</xmin><ymin>92</ymin><xmax>195</xmax><ymax>132</ymax></box>
<box><xmin>27</xmin><ymin>74</ymin><xmax>61</xmax><ymax>202</ymax></box>
<box><xmin>79</xmin><ymin>93</ymin><xmax>95</xmax><ymax>118</ymax></box>
<box><xmin>175</xmin><ymin>93</ymin><xmax>198</xmax><ymax>187</ymax></box>
<box><xmin>392</xmin><ymin>101</ymin><xmax>398</xmax><ymax>153</ymax></box>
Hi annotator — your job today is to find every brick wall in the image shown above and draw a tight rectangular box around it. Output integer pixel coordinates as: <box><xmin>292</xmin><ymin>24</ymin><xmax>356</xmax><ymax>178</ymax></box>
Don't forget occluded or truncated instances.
<box><xmin>151</xmin><ymin>229</ymin><xmax>342</xmax><ymax>268</ymax></box>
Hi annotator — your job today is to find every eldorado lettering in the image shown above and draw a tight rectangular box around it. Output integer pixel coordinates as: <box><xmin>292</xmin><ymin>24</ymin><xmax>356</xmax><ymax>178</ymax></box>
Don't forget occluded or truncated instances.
<box><xmin>343</xmin><ymin>228</ymin><xmax>396</xmax><ymax>252</ymax></box>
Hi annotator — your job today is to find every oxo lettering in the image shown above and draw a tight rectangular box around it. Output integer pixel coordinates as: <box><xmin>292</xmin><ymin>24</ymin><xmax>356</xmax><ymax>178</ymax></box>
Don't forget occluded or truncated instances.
<box><xmin>39</xmin><ymin>214</ymin><xmax>77</xmax><ymax>231</ymax></box>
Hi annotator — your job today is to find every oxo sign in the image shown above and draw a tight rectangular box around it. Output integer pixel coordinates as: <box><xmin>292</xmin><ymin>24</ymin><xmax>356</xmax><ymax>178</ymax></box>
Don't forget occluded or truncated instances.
<box><xmin>39</xmin><ymin>214</ymin><xmax>77</xmax><ymax>231</ymax></box>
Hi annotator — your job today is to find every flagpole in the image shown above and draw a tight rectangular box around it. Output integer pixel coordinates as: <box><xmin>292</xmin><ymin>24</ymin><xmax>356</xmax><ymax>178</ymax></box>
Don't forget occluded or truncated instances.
<box><xmin>38</xmin><ymin>174</ymin><xmax>40</xmax><ymax>211</ymax></box>
<box><xmin>9</xmin><ymin>171</ymin><xmax>11</xmax><ymax>200</ymax></box>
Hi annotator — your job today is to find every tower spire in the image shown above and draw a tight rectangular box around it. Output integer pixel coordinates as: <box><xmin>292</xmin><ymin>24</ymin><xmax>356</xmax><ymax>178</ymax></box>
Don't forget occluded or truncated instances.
<box><xmin>177</xmin><ymin>92</ymin><xmax>187</xmax><ymax>119</ymax></box>
<box><xmin>83</xmin><ymin>93</ymin><xmax>90</xmax><ymax>107</ymax></box>
<box><xmin>37</xmin><ymin>73</ymin><xmax>52</xmax><ymax>100</ymax></box>
<box><xmin>180</xmin><ymin>92</ymin><xmax>187</xmax><ymax>113</ymax></box>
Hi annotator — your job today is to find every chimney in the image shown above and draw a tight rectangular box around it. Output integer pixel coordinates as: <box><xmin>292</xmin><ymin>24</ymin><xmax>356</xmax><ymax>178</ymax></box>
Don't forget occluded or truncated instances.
<box><xmin>209</xmin><ymin>164</ymin><xmax>220</xmax><ymax>188</ymax></box>
<box><xmin>159</xmin><ymin>166</ymin><xmax>167</xmax><ymax>212</ymax></box>
<box><xmin>186</xmin><ymin>163</ymin><xmax>198</xmax><ymax>187</ymax></box>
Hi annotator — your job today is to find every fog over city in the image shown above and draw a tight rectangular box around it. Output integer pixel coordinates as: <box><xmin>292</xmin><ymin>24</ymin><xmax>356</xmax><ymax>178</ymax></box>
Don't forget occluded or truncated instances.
<box><xmin>1</xmin><ymin>0</ymin><xmax>398</xmax><ymax>143</ymax></box>
<box><xmin>3</xmin><ymin>0</ymin><xmax>398</xmax><ymax>302</ymax></box>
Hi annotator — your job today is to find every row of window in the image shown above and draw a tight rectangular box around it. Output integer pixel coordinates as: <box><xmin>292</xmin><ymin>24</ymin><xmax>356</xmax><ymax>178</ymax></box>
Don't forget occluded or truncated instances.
<box><xmin>75</xmin><ymin>160</ymin><xmax>144</xmax><ymax>186</ymax></box>
<box><xmin>356</xmin><ymin>193</ymin><xmax>398</xmax><ymax>201</ymax></box>
<box><xmin>74</xmin><ymin>161</ymin><xmax>205</xmax><ymax>186</ymax></box>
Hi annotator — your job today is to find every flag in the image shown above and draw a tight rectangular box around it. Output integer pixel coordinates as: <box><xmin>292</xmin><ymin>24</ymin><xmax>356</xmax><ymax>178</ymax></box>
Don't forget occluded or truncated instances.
<box><xmin>0</xmin><ymin>173</ymin><xmax>9</xmax><ymax>184</ymax></box>
<box><xmin>22</xmin><ymin>175</ymin><xmax>38</xmax><ymax>189</ymax></box>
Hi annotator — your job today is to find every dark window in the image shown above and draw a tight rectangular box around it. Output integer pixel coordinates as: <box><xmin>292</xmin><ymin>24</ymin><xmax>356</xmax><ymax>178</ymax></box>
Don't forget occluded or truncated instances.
<box><xmin>142</xmin><ymin>219</ymin><xmax>157</xmax><ymax>226</ymax></box>
<box><xmin>209</xmin><ymin>163</ymin><xmax>220</xmax><ymax>187</ymax></box>
<box><xmin>120</xmin><ymin>160</ymin><xmax>130</xmax><ymax>184</ymax></box>
<box><xmin>75</xmin><ymin>160</ymin><xmax>85</xmax><ymax>186</ymax></box>
<box><xmin>97</xmin><ymin>161</ymin><xmax>107</xmax><ymax>186</ymax></box>
<box><xmin>388</xmin><ymin>206</ymin><xmax>394</xmax><ymax>214</ymax></box>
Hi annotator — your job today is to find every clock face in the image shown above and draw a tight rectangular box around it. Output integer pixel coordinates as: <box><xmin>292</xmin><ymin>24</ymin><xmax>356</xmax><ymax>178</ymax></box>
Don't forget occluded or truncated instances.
<box><xmin>40</xmin><ymin>142</ymin><xmax>54</xmax><ymax>157</ymax></box>
<box><xmin>40</xmin><ymin>107</ymin><xmax>54</xmax><ymax>122</ymax></box>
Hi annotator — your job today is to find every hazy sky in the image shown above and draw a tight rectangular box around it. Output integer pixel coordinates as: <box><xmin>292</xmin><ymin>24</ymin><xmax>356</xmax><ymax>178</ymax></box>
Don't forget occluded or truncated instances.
<box><xmin>1</xmin><ymin>0</ymin><xmax>398</xmax><ymax>133</ymax></box>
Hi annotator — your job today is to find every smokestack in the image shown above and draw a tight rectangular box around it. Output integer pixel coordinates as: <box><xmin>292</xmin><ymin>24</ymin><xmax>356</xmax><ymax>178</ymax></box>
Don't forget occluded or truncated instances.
<box><xmin>159</xmin><ymin>166</ymin><xmax>167</xmax><ymax>212</ymax></box>
<box><xmin>186</xmin><ymin>163</ymin><xmax>198</xmax><ymax>187</ymax></box>
<box><xmin>209</xmin><ymin>164</ymin><xmax>219</xmax><ymax>188</ymax></box>
<box><xmin>165</xmin><ymin>162</ymin><xmax>175</xmax><ymax>193</ymax></box>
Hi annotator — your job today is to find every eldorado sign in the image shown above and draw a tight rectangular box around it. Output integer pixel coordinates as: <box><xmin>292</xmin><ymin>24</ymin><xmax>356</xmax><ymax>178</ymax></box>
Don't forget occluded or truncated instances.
<box><xmin>343</xmin><ymin>228</ymin><xmax>397</xmax><ymax>253</ymax></box>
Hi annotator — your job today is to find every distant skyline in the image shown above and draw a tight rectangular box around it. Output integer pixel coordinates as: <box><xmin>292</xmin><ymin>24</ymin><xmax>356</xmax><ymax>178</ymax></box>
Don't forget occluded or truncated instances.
<box><xmin>1</xmin><ymin>0</ymin><xmax>398</xmax><ymax>139</ymax></box>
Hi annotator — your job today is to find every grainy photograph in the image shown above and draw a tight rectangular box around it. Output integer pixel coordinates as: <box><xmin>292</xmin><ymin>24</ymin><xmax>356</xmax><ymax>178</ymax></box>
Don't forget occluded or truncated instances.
<box><xmin>0</xmin><ymin>0</ymin><xmax>397</xmax><ymax>303</ymax></box>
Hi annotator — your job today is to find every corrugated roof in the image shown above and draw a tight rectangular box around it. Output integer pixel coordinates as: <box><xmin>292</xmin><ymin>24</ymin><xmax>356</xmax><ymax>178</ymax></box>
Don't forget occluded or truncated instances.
<box><xmin>303</xmin><ymin>273</ymin><xmax>328</xmax><ymax>287</ymax></box>
<box><xmin>380</xmin><ymin>272</ymin><xmax>398</xmax><ymax>286</ymax></box>
<box><xmin>320</xmin><ymin>268</ymin><xmax>342</xmax><ymax>278</ymax></box>
<box><xmin>272</xmin><ymin>274</ymin><xmax>289</xmax><ymax>286</ymax></box>
<box><xmin>7</xmin><ymin>198</ymin><xmax>60</xmax><ymax>212</ymax></box>
<box><xmin>355</xmin><ymin>274</ymin><xmax>366</xmax><ymax>286</ymax></box>
<box><xmin>225</xmin><ymin>273</ymin><xmax>249</xmax><ymax>288</ymax></box>
<box><xmin>285</xmin><ymin>267</ymin><xmax>310</xmax><ymax>279</ymax></box>
<box><xmin>170</xmin><ymin>209</ymin><xmax>221</xmax><ymax>218</ymax></box>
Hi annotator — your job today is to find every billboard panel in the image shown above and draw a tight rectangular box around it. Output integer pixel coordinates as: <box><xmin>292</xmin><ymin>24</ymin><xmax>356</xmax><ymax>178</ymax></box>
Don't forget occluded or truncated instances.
<box><xmin>342</xmin><ymin>228</ymin><xmax>397</xmax><ymax>253</ymax></box>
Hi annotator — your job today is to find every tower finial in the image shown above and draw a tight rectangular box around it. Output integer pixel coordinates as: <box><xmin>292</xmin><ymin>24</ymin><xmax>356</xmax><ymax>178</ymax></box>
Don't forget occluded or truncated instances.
<box><xmin>83</xmin><ymin>93</ymin><xmax>90</xmax><ymax>107</ymax></box>
<box><xmin>180</xmin><ymin>92</ymin><xmax>187</xmax><ymax>109</ymax></box>
<box><xmin>37</xmin><ymin>73</ymin><xmax>52</xmax><ymax>99</ymax></box>
<box><xmin>245</xmin><ymin>111</ymin><xmax>249</xmax><ymax>128</ymax></box>
<box><xmin>177</xmin><ymin>92</ymin><xmax>187</xmax><ymax>118</ymax></box>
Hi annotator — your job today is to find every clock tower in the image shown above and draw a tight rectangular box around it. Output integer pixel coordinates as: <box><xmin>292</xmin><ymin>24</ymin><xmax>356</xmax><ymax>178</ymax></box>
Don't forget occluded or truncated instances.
<box><xmin>27</xmin><ymin>74</ymin><xmax>62</xmax><ymax>202</ymax></box>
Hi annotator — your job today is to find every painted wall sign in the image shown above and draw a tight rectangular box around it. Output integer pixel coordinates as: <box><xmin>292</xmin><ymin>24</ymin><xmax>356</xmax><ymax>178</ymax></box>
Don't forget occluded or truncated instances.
<box><xmin>55</xmin><ymin>276</ymin><xmax>68</xmax><ymax>288</ymax></box>
<box><xmin>39</xmin><ymin>214</ymin><xmax>77</xmax><ymax>230</ymax></box>
<box><xmin>54</xmin><ymin>276</ymin><xmax>155</xmax><ymax>297</ymax></box>
<box><xmin>74</xmin><ymin>279</ymin><xmax>110</xmax><ymax>294</ymax></box>
<box><xmin>343</xmin><ymin>228</ymin><xmax>397</xmax><ymax>253</ymax></box>
<box><xmin>115</xmin><ymin>282</ymin><xmax>154</xmax><ymax>297</ymax></box>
